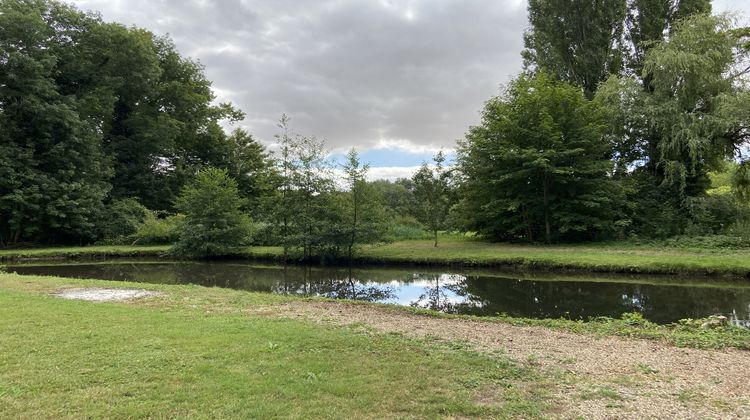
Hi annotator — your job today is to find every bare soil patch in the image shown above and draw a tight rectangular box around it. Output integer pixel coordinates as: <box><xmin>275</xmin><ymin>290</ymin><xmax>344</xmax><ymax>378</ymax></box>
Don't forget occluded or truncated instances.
<box><xmin>54</xmin><ymin>288</ymin><xmax>162</xmax><ymax>302</ymax></box>
<box><xmin>265</xmin><ymin>300</ymin><xmax>750</xmax><ymax>419</ymax></box>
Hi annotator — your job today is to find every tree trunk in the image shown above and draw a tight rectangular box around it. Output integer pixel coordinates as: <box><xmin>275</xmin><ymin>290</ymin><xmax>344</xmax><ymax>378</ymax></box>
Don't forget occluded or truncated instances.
<box><xmin>543</xmin><ymin>176</ymin><xmax>551</xmax><ymax>244</ymax></box>
<box><xmin>433</xmin><ymin>229</ymin><xmax>438</xmax><ymax>247</ymax></box>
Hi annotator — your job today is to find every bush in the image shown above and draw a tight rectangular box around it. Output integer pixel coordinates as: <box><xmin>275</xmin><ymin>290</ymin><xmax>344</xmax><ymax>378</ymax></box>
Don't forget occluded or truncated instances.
<box><xmin>384</xmin><ymin>215</ymin><xmax>433</xmax><ymax>241</ymax></box>
<box><xmin>96</xmin><ymin>198</ymin><xmax>148</xmax><ymax>242</ymax></box>
<box><xmin>662</xmin><ymin>234</ymin><xmax>750</xmax><ymax>250</ymax></box>
<box><xmin>131</xmin><ymin>212</ymin><xmax>184</xmax><ymax>245</ymax></box>
<box><xmin>171</xmin><ymin>168</ymin><xmax>253</xmax><ymax>257</ymax></box>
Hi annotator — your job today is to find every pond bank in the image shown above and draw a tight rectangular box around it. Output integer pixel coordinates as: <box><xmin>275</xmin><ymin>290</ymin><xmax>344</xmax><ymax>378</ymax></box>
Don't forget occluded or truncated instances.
<box><xmin>2</xmin><ymin>237</ymin><xmax>750</xmax><ymax>277</ymax></box>
<box><xmin>1</xmin><ymin>272</ymin><xmax>748</xmax><ymax>418</ymax></box>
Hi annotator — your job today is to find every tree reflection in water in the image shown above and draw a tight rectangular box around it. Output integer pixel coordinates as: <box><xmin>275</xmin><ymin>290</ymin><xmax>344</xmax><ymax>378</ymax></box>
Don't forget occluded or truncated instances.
<box><xmin>275</xmin><ymin>265</ymin><xmax>396</xmax><ymax>302</ymax></box>
<box><xmin>409</xmin><ymin>274</ymin><xmax>479</xmax><ymax>313</ymax></box>
<box><xmin>8</xmin><ymin>261</ymin><xmax>750</xmax><ymax>325</ymax></box>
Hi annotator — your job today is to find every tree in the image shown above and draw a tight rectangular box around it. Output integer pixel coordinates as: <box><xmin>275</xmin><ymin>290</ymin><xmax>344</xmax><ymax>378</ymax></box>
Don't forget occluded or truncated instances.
<box><xmin>523</xmin><ymin>0</ymin><xmax>711</xmax><ymax>98</ymax></box>
<box><xmin>412</xmin><ymin>151</ymin><xmax>454</xmax><ymax>247</ymax></box>
<box><xmin>339</xmin><ymin>149</ymin><xmax>388</xmax><ymax>260</ymax></box>
<box><xmin>222</xmin><ymin>128</ymin><xmax>277</xmax><ymax>212</ymax></box>
<box><xmin>172</xmin><ymin>168</ymin><xmax>252</xmax><ymax>257</ymax></box>
<box><xmin>459</xmin><ymin>73</ymin><xmax>626</xmax><ymax>243</ymax></box>
<box><xmin>0</xmin><ymin>0</ymin><xmax>248</xmax><ymax>246</ymax></box>
<box><xmin>597</xmin><ymin>15</ymin><xmax>750</xmax><ymax>201</ymax></box>
<box><xmin>523</xmin><ymin>0</ymin><xmax>627</xmax><ymax>98</ymax></box>
<box><xmin>0</xmin><ymin>0</ymin><xmax>111</xmax><ymax>246</ymax></box>
<box><xmin>268</xmin><ymin>115</ymin><xmax>333</xmax><ymax>259</ymax></box>
<box><xmin>293</xmin><ymin>134</ymin><xmax>334</xmax><ymax>259</ymax></box>
<box><xmin>626</xmin><ymin>0</ymin><xmax>712</xmax><ymax>77</ymax></box>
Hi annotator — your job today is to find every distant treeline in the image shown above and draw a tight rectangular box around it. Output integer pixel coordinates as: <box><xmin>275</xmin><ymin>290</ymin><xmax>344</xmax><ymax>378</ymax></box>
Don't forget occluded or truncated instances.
<box><xmin>1</xmin><ymin>0</ymin><xmax>749</xmax><ymax>253</ymax></box>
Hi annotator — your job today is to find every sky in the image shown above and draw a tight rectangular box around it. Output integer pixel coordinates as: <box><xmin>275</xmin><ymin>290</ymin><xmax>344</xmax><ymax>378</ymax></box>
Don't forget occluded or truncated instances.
<box><xmin>70</xmin><ymin>0</ymin><xmax>749</xmax><ymax>180</ymax></box>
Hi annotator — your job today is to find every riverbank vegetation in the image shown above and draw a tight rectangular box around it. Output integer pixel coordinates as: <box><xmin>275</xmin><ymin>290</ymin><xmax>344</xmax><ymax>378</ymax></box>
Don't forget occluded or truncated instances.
<box><xmin>2</xmin><ymin>0</ymin><xmax>750</xmax><ymax>260</ymax></box>
<box><xmin>4</xmin><ymin>235</ymin><xmax>750</xmax><ymax>277</ymax></box>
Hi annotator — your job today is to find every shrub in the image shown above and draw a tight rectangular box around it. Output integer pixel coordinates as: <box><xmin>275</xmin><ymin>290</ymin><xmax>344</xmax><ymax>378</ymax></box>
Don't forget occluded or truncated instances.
<box><xmin>96</xmin><ymin>198</ymin><xmax>148</xmax><ymax>242</ymax></box>
<box><xmin>384</xmin><ymin>215</ymin><xmax>432</xmax><ymax>241</ymax></box>
<box><xmin>131</xmin><ymin>212</ymin><xmax>184</xmax><ymax>245</ymax></box>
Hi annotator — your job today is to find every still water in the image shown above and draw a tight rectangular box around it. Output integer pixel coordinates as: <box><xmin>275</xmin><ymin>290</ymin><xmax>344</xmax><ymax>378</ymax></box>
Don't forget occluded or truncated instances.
<box><xmin>8</xmin><ymin>260</ymin><xmax>750</xmax><ymax>326</ymax></box>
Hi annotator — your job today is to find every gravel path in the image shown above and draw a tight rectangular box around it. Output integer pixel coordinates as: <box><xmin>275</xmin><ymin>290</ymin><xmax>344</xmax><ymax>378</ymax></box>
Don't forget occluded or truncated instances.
<box><xmin>267</xmin><ymin>300</ymin><xmax>750</xmax><ymax>419</ymax></box>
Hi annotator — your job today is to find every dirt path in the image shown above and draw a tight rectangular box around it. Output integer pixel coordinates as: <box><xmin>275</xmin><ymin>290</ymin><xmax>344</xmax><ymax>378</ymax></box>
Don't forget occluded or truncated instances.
<box><xmin>263</xmin><ymin>300</ymin><xmax>750</xmax><ymax>419</ymax></box>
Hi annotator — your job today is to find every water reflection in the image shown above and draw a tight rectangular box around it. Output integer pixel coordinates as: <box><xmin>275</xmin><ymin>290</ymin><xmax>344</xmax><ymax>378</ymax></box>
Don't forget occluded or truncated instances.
<box><xmin>8</xmin><ymin>261</ymin><xmax>750</xmax><ymax>325</ymax></box>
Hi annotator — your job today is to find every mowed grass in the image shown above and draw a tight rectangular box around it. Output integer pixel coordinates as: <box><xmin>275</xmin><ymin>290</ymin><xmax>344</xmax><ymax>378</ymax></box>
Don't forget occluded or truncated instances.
<box><xmin>0</xmin><ymin>273</ymin><xmax>548</xmax><ymax>419</ymax></box>
<box><xmin>356</xmin><ymin>236</ymin><xmax>750</xmax><ymax>276</ymax></box>
<box><xmin>3</xmin><ymin>235</ymin><xmax>750</xmax><ymax>276</ymax></box>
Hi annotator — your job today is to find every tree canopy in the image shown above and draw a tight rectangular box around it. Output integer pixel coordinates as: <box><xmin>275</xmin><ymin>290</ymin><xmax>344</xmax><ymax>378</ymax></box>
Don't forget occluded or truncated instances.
<box><xmin>459</xmin><ymin>74</ymin><xmax>627</xmax><ymax>243</ymax></box>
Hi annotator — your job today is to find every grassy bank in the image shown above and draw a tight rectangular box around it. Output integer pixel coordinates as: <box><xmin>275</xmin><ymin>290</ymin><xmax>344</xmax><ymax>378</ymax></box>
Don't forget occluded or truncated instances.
<box><xmin>3</xmin><ymin>236</ymin><xmax>750</xmax><ymax>276</ymax></box>
<box><xmin>0</xmin><ymin>273</ymin><xmax>547</xmax><ymax>418</ymax></box>
<box><xmin>2</xmin><ymin>273</ymin><xmax>750</xmax><ymax>418</ymax></box>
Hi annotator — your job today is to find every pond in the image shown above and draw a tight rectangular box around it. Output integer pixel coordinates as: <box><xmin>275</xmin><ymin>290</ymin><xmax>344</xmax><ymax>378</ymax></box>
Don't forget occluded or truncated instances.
<box><xmin>7</xmin><ymin>260</ymin><xmax>750</xmax><ymax>326</ymax></box>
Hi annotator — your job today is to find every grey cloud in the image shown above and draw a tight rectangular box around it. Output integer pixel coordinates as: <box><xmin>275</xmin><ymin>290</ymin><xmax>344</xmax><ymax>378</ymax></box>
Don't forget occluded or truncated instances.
<box><xmin>72</xmin><ymin>0</ymin><xmax>527</xmax><ymax>151</ymax></box>
<box><xmin>74</xmin><ymin>0</ymin><xmax>750</xmax><ymax>153</ymax></box>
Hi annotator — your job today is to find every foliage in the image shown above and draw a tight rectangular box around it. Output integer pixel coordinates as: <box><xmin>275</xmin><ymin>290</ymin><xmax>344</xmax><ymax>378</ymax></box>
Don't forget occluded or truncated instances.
<box><xmin>384</xmin><ymin>215</ymin><xmax>433</xmax><ymax>242</ymax></box>
<box><xmin>459</xmin><ymin>73</ymin><xmax>627</xmax><ymax>243</ymax></box>
<box><xmin>626</xmin><ymin>0</ymin><xmax>712</xmax><ymax>76</ymax></box>
<box><xmin>334</xmin><ymin>149</ymin><xmax>389</xmax><ymax>259</ymax></box>
<box><xmin>95</xmin><ymin>198</ymin><xmax>149</xmax><ymax>242</ymax></box>
<box><xmin>411</xmin><ymin>152</ymin><xmax>455</xmax><ymax>247</ymax></box>
<box><xmin>597</xmin><ymin>15</ymin><xmax>750</xmax><ymax>236</ymax></box>
<box><xmin>267</xmin><ymin>115</ymin><xmax>334</xmax><ymax>259</ymax></box>
<box><xmin>0</xmin><ymin>0</ymin><xmax>243</xmax><ymax>247</ymax></box>
<box><xmin>172</xmin><ymin>168</ymin><xmax>252</xmax><ymax>257</ymax></box>
<box><xmin>222</xmin><ymin>128</ymin><xmax>277</xmax><ymax>213</ymax></box>
<box><xmin>0</xmin><ymin>0</ymin><xmax>111</xmax><ymax>246</ymax></box>
<box><xmin>498</xmin><ymin>312</ymin><xmax>750</xmax><ymax>350</ymax></box>
<box><xmin>131</xmin><ymin>212</ymin><xmax>184</xmax><ymax>245</ymax></box>
<box><xmin>523</xmin><ymin>0</ymin><xmax>627</xmax><ymax>98</ymax></box>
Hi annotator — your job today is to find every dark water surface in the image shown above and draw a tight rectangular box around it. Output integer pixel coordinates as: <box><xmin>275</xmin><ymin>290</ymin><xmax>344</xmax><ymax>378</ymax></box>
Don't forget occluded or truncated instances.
<box><xmin>8</xmin><ymin>260</ymin><xmax>750</xmax><ymax>326</ymax></box>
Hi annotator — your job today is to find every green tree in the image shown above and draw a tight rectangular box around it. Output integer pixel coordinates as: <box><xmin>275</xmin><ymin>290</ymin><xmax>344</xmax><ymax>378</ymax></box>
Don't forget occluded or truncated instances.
<box><xmin>598</xmin><ymin>15</ymin><xmax>750</xmax><ymax>199</ymax></box>
<box><xmin>523</xmin><ymin>0</ymin><xmax>627</xmax><ymax>98</ymax></box>
<box><xmin>459</xmin><ymin>74</ymin><xmax>626</xmax><ymax>243</ymax></box>
<box><xmin>412</xmin><ymin>151</ymin><xmax>453</xmax><ymax>247</ymax></box>
<box><xmin>222</xmin><ymin>128</ymin><xmax>277</xmax><ymax>212</ymax></box>
<box><xmin>626</xmin><ymin>0</ymin><xmax>712</xmax><ymax>77</ymax></box>
<box><xmin>0</xmin><ymin>0</ymin><xmax>111</xmax><ymax>246</ymax></box>
<box><xmin>172</xmin><ymin>168</ymin><xmax>252</xmax><ymax>257</ymax></box>
<box><xmin>338</xmin><ymin>149</ymin><xmax>388</xmax><ymax>260</ymax></box>
<box><xmin>268</xmin><ymin>115</ymin><xmax>333</xmax><ymax>259</ymax></box>
<box><xmin>523</xmin><ymin>0</ymin><xmax>711</xmax><ymax>98</ymax></box>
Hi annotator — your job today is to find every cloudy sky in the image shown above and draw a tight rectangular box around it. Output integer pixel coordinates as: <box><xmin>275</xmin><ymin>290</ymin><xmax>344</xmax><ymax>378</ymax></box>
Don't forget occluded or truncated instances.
<box><xmin>70</xmin><ymin>0</ymin><xmax>749</xmax><ymax>180</ymax></box>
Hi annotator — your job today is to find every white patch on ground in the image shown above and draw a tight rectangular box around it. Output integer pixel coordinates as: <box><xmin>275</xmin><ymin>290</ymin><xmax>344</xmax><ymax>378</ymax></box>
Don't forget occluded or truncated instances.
<box><xmin>54</xmin><ymin>288</ymin><xmax>162</xmax><ymax>302</ymax></box>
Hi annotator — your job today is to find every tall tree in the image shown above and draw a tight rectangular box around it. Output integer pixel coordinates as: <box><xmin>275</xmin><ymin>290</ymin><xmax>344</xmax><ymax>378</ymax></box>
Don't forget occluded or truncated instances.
<box><xmin>598</xmin><ymin>15</ymin><xmax>750</xmax><ymax>198</ymax></box>
<box><xmin>626</xmin><ymin>0</ymin><xmax>712</xmax><ymax>77</ymax></box>
<box><xmin>523</xmin><ymin>0</ymin><xmax>627</xmax><ymax>98</ymax></box>
<box><xmin>222</xmin><ymin>128</ymin><xmax>277</xmax><ymax>213</ymax></box>
<box><xmin>412</xmin><ymin>151</ymin><xmax>454</xmax><ymax>247</ymax></box>
<box><xmin>0</xmin><ymin>0</ymin><xmax>111</xmax><ymax>245</ymax></box>
<box><xmin>459</xmin><ymin>74</ymin><xmax>626</xmax><ymax>243</ymax></box>
<box><xmin>269</xmin><ymin>115</ymin><xmax>333</xmax><ymax>259</ymax></box>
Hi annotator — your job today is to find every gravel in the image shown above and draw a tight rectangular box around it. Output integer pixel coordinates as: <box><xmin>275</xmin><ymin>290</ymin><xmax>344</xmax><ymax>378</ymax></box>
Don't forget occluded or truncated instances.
<box><xmin>54</xmin><ymin>288</ymin><xmax>162</xmax><ymax>302</ymax></box>
<box><xmin>267</xmin><ymin>300</ymin><xmax>750</xmax><ymax>419</ymax></box>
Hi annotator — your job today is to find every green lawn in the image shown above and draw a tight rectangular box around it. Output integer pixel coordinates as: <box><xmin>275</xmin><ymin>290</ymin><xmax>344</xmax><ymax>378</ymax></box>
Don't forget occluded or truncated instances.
<box><xmin>3</xmin><ymin>236</ymin><xmax>750</xmax><ymax>276</ymax></box>
<box><xmin>0</xmin><ymin>273</ymin><xmax>548</xmax><ymax>418</ymax></box>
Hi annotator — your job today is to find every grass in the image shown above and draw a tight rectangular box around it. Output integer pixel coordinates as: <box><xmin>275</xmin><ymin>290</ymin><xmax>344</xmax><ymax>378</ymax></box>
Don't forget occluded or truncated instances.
<box><xmin>4</xmin><ymin>235</ymin><xmax>750</xmax><ymax>276</ymax></box>
<box><xmin>353</xmin><ymin>236</ymin><xmax>750</xmax><ymax>276</ymax></box>
<box><xmin>0</xmin><ymin>272</ymin><xmax>550</xmax><ymax>419</ymax></box>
